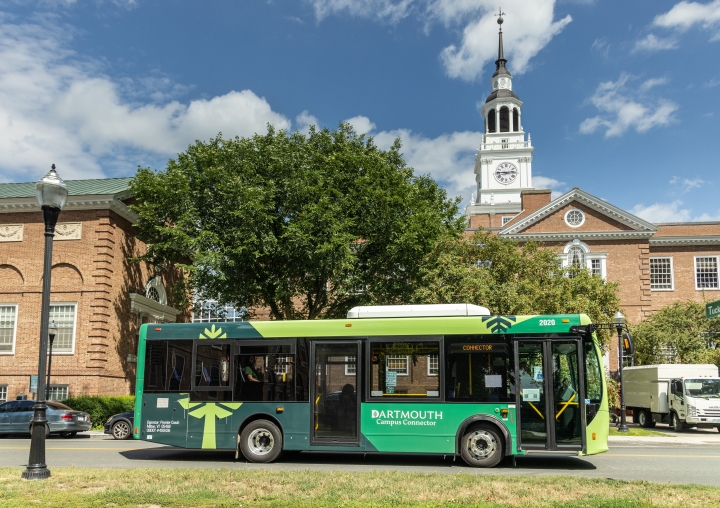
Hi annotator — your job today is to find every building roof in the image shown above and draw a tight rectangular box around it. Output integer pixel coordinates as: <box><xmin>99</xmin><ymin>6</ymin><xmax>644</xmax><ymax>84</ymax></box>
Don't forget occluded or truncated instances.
<box><xmin>0</xmin><ymin>177</ymin><xmax>133</xmax><ymax>199</ymax></box>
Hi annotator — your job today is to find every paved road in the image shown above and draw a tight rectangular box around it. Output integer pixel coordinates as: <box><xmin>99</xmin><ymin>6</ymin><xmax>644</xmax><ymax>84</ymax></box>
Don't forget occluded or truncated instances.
<box><xmin>2</xmin><ymin>428</ymin><xmax>720</xmax><ymax>486</ymax></box>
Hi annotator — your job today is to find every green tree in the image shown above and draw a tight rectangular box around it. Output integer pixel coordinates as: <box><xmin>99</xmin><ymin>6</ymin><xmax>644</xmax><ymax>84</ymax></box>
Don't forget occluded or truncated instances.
<box><xmin>631</xmin><ymin>301</ymin><xmax>720</xmax><ymax>366</ymax></box>
<box><xmin>411</xmin><ymin>231</ymin><xmax>621</xmax><ymax>349</ymax></box>
<box><xmin>130</xmin><ymin>123</ymin><xmax>464</xmax><ymax>320</ymax></box>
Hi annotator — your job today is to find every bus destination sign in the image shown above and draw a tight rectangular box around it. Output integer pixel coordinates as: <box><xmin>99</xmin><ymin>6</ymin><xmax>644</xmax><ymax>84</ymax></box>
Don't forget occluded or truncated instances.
<box><xmin>450</xmin><ymin>343</ymin><xmax>508</xmax><ymax>354</ymax></box>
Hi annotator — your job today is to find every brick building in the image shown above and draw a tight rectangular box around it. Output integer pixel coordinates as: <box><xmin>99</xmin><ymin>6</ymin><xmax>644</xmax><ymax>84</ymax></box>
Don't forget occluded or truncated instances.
<box><xmin>0</xmin><ymin>178</ymin><xmax>184</xmax><ymax>402</ymax></box>
<box><xmin>466</xmin><ymin>24</ymin><xmax>720</xmax><ymax>370</ymax></box>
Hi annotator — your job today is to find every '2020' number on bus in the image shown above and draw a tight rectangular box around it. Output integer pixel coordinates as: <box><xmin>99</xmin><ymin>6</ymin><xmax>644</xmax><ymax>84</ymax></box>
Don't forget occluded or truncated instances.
<box><xmin>539</xmin><ymin>319</ymin><xmax>555</xmax><ymax>326</ymax></box>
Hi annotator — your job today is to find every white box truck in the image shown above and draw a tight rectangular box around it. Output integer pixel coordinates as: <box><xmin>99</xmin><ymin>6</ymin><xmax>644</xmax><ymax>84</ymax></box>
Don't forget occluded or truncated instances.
<box><xmin>623</xmin><ymin>364</ymin><xmax>720</xmax><ymax>432</ymax></box>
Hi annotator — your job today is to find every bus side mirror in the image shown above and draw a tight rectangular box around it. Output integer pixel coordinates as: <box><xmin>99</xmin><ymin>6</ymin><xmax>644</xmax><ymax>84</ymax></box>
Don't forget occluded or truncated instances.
<box><xmin>622</xmin><ymin>333</ymin><xmax>634</xmax><ymax>357</ymax></box>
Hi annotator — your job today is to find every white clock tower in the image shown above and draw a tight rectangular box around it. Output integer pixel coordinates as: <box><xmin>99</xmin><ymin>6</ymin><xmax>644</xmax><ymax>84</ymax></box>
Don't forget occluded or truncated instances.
<box><xmin>467</xmin><ymin>12</ymin><xmax>534</xmax><ymax>220</ymax></box>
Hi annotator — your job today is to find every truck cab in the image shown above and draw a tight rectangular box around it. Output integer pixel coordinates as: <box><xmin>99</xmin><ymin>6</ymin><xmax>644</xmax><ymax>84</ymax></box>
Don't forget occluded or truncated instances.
<box><xmin>670</xmin><ymin>377</ymin><xmax>720</xmax><ymax>430</ymax></box>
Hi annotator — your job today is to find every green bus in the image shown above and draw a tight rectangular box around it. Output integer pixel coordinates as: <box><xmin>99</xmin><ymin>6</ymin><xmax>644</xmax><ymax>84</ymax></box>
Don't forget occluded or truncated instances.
<box><xmin>133</xmin><ymin>304</ymin><xmax>609</xmax><ymax>467</ymax></box>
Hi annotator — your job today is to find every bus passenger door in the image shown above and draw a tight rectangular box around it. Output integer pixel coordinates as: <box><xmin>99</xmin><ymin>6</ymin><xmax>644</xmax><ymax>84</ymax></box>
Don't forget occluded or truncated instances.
<box><xmin>310</xmin><ymin>341</ymin><xmax>361</xmax><ymax>446</ymax></box>
<box><xmin>514</xmin><ymin>339</ymin><xmax>585</xmax><ymax>452</ymax></box>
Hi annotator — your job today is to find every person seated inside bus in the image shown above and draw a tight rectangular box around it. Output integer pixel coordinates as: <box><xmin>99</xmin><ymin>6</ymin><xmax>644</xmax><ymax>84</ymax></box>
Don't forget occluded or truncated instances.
<box><xmin>244</xmin><ymin>356</ymin><xmax>261</xmax><ymax>382</ymax></box>
<box><xmin>235</xmin><ymin>355</ymin><xmax>264</xmax><ymax>401</ymax></box>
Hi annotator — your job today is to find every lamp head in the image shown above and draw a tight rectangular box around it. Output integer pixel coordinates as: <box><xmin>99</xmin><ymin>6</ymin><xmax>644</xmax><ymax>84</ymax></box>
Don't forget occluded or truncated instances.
<box><xmin>48</xmin><ymin>321</ymin><xmax>57</xmax><ymax>340</ymax></box>
<box><xmin>612</xmin><ymin>311</ymin><xmax>626</xmax><ymax>326</ymax></box>
<box><xmin>36</xmin><ymin>164</ymin><xmax>68</xmax><ymax>210</ymax></box>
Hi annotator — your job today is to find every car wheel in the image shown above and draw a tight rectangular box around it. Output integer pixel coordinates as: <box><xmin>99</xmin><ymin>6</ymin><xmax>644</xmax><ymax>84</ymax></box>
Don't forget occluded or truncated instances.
<box><xmin>60</xmin><ymin>431</ymin><xmax>77</xmax><ymax>439</ymax></box>
<box><xmin>240</xmin><ymin>420</ymin><xmax>283</xmax><ymax>463</ymax></box>
<box><xmin>460</xmin><ymin>425</ymin><xmax>504</xmax><ymax>468</ymax></box>
<box><xmin>112</xmin><ymin>420</ymin><xmax>132</xmax><ymax>440</ymax></box>
<box><xmin>638</xmin><ymin>409</ymin><xmax>655</xmax><ymax>428</ymax></box>
<box><xmin>671</xmin><ymin>412</ymin><xmax>684</xmax><ymax>432</ymax></box>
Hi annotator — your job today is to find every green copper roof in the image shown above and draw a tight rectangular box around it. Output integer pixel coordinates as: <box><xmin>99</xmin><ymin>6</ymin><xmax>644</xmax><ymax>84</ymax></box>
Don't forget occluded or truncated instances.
<box><xmin>0</xmin><ymin>177</ymin><xmax>133</xmax><ymax>199</ymax></box>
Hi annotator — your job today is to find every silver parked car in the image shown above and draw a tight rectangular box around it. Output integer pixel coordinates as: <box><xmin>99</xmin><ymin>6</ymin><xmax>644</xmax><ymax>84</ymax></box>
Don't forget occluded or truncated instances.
<box><xmin>0</xmin><ymin>400</ymin><xmax>92</xmax><ymax>438</ymax></box>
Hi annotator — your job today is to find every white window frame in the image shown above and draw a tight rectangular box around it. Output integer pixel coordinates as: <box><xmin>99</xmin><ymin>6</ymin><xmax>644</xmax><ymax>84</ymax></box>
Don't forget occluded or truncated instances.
<box><xmin>695</xmin><ymin>256</ymin><xmax>720</xmax><ymax>290</ymax></box>
<box><xmin>559</xmin><ymin>240</ymin><xmax>606</xmax><ymax>280</ymax></box>
<box><xmin>0</xmin><ymin>303</ymin><xmax>18</xmax><ymax>355</ymax></box>
<box><xmin>0</xmin><ymin>385</ymin><xmax>7</xmax><ymax>403</ymax></box>
<box><xmin>564</xmin><ymin>209</ymin><xmax>586</xmax><ymax>228</ymax></box>
<box><xmin>345</xmin><ymin>355</ymin><xmax>356</xmax><ymax>376</ymax></box>
<box><xmin>501</xmin><ymin>216</ymin><xmax>515</xmax><ymax>226</ymax></box>
<box><xmin>650</xmin><ymin>257</ymin><xmax>674</xmax><ymax>291</ymax></box>
<box><xmin>386</xmin><ymin>355</ymin><xmax>409</xmax><ymax>376</ymax></box>
<box><xmin>46</xmin><ymin>385</ymin><xmax>68</xmax><ymax>401</ymax></box>
<box><xmin>427</xmin><ymin>354</ymin><xmax>439</xmax><ymax>376</ymax></box>
<box><xmin>49</xmin><ymin>302</ymin><xmax>78</xmax><ymax>355</ymax></box>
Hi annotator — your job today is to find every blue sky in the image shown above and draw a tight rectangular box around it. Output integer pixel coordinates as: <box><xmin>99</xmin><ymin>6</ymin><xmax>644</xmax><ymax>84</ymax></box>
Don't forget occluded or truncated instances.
<box><xmin>1</xmin><ymin>0</ymin><xmax>719</xmax><ymax>222</ymax></box>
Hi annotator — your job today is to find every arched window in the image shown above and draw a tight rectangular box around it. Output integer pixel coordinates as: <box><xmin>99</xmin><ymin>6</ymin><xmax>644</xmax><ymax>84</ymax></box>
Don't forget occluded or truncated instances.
<box><xmin>567</xmin><ymin>246</ymin><xmax>585</xmax><ymax>267</ymax></box>
<box><xmin>499</xmin><ymin>107</ymin><xmax>510</xmax><ymax>132</ymax></box>
<box><xmin>513</xmin><ymin>108</ymin><xmax>519</xmax><ymax>132</ymax></box>
<box><xmin>487</xmin><ymin>109</ymin><xmax>496</xmax><ymax>133</ymax></box>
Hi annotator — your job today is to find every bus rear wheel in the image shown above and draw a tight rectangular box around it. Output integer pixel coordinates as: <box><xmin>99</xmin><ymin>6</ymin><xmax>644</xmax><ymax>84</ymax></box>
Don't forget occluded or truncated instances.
<box><xmin>240</xmin><ymin>420</ymin><xmax>283</xmax><ymax>463</ymax></box>
<box><xmin>460</xmin><ymin>425</ymin><xmax>503</xmax><ymax>468</ymax></box>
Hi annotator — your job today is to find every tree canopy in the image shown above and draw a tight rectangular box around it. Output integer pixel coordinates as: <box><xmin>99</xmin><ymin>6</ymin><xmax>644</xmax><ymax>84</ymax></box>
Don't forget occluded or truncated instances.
<box><xmin>411</xmin><ymin>231</ymin><xmax>621</xmax><ymax>349</ymax></box>
<box><xmin>631</xmin><ymin>301</ymin><xmax>720</xmax><ymax>366</ymax></box>
<box><xmin>130</xmin><ymin>123</ymin><xmax>465</xmax><ymax>320</ymax></box>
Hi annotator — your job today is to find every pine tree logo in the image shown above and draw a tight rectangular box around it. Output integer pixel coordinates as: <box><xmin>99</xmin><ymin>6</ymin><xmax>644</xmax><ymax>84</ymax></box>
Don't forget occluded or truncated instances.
<box><xmin>482</xmin><ymin>315</ymin><xmax>517</xmax><ymax>334</ymax></box>
<box><xmin>199</xmin><ymin>324</ymin><xmax>227</xmax><ymax>339</ymax></box>
<box><xmin>178</xmin><ymin>396</ymin><xmax>241</xmax><ymax>449</ymax></box>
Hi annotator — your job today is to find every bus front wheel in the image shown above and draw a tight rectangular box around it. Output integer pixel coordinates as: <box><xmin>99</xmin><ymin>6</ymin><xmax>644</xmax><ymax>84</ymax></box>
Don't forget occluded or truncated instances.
<box><xmin>240</xmin><ymin>420</ymin><xmax>283</xmax><ymax>463</ymax></box>
<box><xmin>460</xmin><ymin>425</ymin><xmax>503</xmax><ymax>468</ymax></box>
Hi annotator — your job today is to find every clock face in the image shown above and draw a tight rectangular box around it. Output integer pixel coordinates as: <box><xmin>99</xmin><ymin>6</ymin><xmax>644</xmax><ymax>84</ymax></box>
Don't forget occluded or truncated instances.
<box><xmin>494</xmin><ymin>162</ymin><xmax>518</xmax><ymax>184</ymax></box>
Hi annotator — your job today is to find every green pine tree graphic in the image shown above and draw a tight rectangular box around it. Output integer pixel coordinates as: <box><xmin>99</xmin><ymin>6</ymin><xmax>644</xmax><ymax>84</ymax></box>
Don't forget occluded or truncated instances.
<box><xmin>178</xmin><ymin>397</ymin><xmax>241</xmax><ymax>449</ymax></box>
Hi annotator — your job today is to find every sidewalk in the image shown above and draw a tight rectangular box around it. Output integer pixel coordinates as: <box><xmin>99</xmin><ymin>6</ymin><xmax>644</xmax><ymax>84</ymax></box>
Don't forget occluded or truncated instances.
<box><xmin>608</xmin><ymin>425</ymin><xmax>720</xmax><ymax>446</ymax></box>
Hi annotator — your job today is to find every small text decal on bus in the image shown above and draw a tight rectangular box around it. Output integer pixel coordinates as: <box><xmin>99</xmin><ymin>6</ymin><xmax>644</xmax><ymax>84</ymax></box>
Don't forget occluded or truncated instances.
<box><xmin>371</xmin><ymin>409</ymin><xmax>443</xmax><ymax>427</ymax></box>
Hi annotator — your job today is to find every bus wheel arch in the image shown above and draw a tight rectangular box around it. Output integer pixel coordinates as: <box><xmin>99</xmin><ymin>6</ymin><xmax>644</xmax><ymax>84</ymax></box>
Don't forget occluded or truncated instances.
<box><xmin>237</xmin><ymin>415</ymin><xmax>284</xmax><ymax>463</ymax></box>
<box><xmin>456</xmin><ymin>415</ymin><xmax>509</xmax><ymax>465</ymax></box>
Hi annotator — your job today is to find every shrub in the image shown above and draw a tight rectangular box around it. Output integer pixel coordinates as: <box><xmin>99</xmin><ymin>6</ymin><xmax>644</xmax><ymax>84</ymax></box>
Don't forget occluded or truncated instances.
<box><xmin>61</xmin><ymin>395</ymin><xmax>135</xmax><ymax>429</ymax></box>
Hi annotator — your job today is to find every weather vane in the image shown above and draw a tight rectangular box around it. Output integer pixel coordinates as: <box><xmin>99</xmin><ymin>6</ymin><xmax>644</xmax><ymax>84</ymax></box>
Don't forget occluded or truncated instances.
<box><xmin>495</xmin><ymin>7</ymin><xmax>505</xmax><ymax>30</ymax></box>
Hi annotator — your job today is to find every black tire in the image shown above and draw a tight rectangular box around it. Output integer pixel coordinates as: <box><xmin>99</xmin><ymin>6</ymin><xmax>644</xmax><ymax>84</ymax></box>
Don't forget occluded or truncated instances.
<box><xmin>631</xmin><ymin>409</ymin><xmax>639</xmax><ymax>425</ymax></box>
<box><xmin>239</xmin><ymin>420</ymin><xmax>283</xmax><ymax>463</ymax></box>
<box><xmin>716</xmin><ymin>426</ymin><xmax>720</xmax><ymax>433</ymax></box>
<box><xmin>671</xmin><ymin>412</ymin><xmax>684</xmax><ymax>432</ymax></box>
<box><xmin>638</xmin><ymin>409</ymin><xmax>656</xmax><ymax>428</ymax></box>
<box><xmin>460</xmin><ymin>425</ymin><xmax>504</xmax><ymax>468</ymax></box>
<box><xmin>112</xmin><ymin>420</ymin><xmax>132</xmax><ymax>440</ymax></box>
<box><xmin>60</xmin><ymin>431</ymin><xmax>77</xmax><ymax>439</ymax></box>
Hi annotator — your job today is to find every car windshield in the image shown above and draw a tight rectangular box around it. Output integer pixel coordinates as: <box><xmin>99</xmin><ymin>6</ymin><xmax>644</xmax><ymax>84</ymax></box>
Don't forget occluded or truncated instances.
<box><xmin>46</xmin><ymin>401</ymin><xmax>73</xmax><ymax>411</ymax></box>
<box><xmin>684</xmin><ymin>379</ymin><xmax>720</xmax><ymax>398</ymax></box>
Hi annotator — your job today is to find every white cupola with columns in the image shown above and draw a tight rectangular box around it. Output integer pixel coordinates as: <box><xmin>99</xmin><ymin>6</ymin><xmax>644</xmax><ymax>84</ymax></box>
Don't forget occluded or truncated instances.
<box><xmin>467</xmin><ymin>11</ymin><xmax>534</xmax><ymax>217</ymax></box>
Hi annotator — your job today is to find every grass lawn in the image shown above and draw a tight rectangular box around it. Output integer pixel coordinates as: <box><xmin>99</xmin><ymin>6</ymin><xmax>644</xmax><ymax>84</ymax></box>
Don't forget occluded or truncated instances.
<box><xmin>1</xmin><ymin>467</ymin><xmax>720</xmax><ymax>507</ymax></box>
<box><xmin>608</xmin><ymin>427</ymin><xmax>671</xmax><ymax>437</ymax></box>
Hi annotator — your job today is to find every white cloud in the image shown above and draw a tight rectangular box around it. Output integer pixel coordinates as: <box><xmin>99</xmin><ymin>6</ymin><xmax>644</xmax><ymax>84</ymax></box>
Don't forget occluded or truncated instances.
<box><xmin>307</xmin><ymin>1</ymin><xmax>572</xmax><ymax>82</ymax></box>
<box><xmin>295</xmin><ymin>110</ymin><xmax>319</xmax><ymax>135</ymax></box>
<box><xmin>630</xmin><ymin>200</ymin><xmax>692</xmax><ymax>223</ymax></box>
<box><xmin>591</xmin><ymin>38</ymin><xmax>610</xmax><ymax>58</ymax></box>
<box><xmin>579</xmin><ymin>73</ymin><xmax>678</xmax><ymax>137</ymax></box>
<box><xmin>532</xmin><ymin>175</ymin><xmax>567</xmax><ymax>199</ymax></box>
<box><xmin>632</xmin><ymin>34</ymin><xmax>678</xmax><ymax>53</ymax></box>
<box><xmin>653</xmin><ymin>0</ymin><xmax>720</xmax><ymax>32</ymax></box>
<box><xmin>639</xmin><ymin>77</ymin><xmax>668</xmax><ymax>91</ymax></box>
<box><xmin>343</xmin><ymin>115</ymin><xmax>377</xmax><ymax>135</ymax></box>
<box><xmin>307</xmin><ymin>0</ymin><xmax>416</xmax><ymax>23</ymax></box>
<box><xmin>669</xmin><ymin>176</ymin><xmax>706</xmax><ymax>192</ymax></box>
<box><xmin>0</xmin><ymin>17</ymin><xmax>289</xmax><ymax>181</ymax></box>
<box><xmin>438</xmin><ymin>1</ymin><xmax>572</xmax><ymax>81</ymax></box>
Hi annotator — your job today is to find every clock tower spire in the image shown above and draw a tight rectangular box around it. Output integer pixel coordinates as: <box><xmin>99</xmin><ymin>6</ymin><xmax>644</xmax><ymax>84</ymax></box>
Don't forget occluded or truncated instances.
<box><xmin>467</xmin><ymin>10</ymin><xmax>535</xmax><ymax>220</ymax></box>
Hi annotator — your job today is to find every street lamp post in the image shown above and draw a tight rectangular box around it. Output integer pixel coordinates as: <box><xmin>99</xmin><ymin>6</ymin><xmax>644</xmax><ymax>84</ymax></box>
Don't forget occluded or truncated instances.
<box><xmin>613</xmin><ymin>310</ymin><xmax>629</xmax><ymax>433</ymax></box>
<box><xmin>45</xmin><ymin>322</ymin><xmax>57</xmax><ymax>401</ymax></box>
<box><xmin>22</xmin><ymin>165</ymin><xmax>68</xmax><ymax>481</ymax></box>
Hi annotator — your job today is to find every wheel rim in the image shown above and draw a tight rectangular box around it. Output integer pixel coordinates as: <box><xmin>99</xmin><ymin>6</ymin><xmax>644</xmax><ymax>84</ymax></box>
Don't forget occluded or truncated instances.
<box><xmin>466</xmin><ymin>430</ymin><xmax>496</xmax><ymax>460</ymax></box>
<box><xmin>639</xmin><ymin>412</ymin><xmax>646</xmax><ymax>425</ymax></box>
<box><xmin>113</xmin><ymin>421</ymin><xmax>130</xmax><ymax>439</ymax></box>
<box><xmin>247</xmin><ymin>428</ymin><xmax>275</xmax><ymax>456</ymax></box>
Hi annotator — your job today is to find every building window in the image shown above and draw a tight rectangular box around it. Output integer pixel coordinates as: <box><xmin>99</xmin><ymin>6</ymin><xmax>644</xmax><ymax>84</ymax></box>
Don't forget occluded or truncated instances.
<box><xmin>0</xmin><ymin>385</ymin><xmax>7</xmax><ymax>402</ymax></box>
<box><xmin>499</xmin><ymin>106</ymin><xmax>510</xmax><ymax>132</ymax></box>
<box><xmin>591</xmin><ymin>259</ymin><xmax>602</xmax><ymax>277</ymax></box>
<box><xmin>428</xmin><ymin>354</ymin><xmax>439</xmax><ymax>376</ymax></box>
<box><xmin>345</xmin><ymin>355</ymin><xmax>356</xmax><ymax>376</ymax></box>
<box><xmin>502</xmin><ymin>216</ymin><xmax>515</xmax><ymax>226</ymax></box>
<box><xmin>561</xmin><ymin>240</ymin><xmax>606</xmax><ymax>280</ymax></box>
<box><xmin>46</xmin><ymin>385</ymin><xmax>68</xmax><ymax>401</ymax></box>
<box><xmin>567</xmin><ymin>246</ymin><xmax>585</xmax><ymax>268</ymax></box>
<box><xmin>487</xmin><ymin>109</ymin><xmax>496</xmax><ymax>133</ymax></box>
<box><xmin>0</xmin><ymin>304</ymin><xmax>18</xmax><ymax>354</ymax></box>
<box><xmin>650</xmin><ymin>257</ymin><xmax>674</xmax><ymax>291</ymax></box>
<box><xmin>695</xmin><ymin>256</ymin><xmax>719</xmax><ymax>290</ymax></box>
<box><xmin>144</xmin><ymin>276</ymin><xmax>167</xmax><ymax>305</ymax></box>
<box><xmin>564</xmin><ymin>209</ymin><xmax>585</xmax><ymax>228</ymax></box>
<box><xmin>192</xmin><ymin>300</ymin><xmax>247</xmax><ymax>322</ymax></box>
<box><xmin>49</xmin><ymin>304</ymin><xmax>77</xmax><ymax>354</ymax></box>
<box><xmin>512</xmin><ymin>108</ymin><xmax>519</xmax><ymax>132</ymax></box>
<box><xmin>386</xmin><ymin>355</ymin><xmax>409</xmax><ymax>375</ymax></box>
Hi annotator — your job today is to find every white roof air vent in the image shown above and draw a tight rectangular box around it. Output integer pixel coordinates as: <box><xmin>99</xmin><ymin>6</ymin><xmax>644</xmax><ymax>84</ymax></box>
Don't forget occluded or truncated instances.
<box><xmin>346</xmin><ymin>304</ymin><xmax>491</xmax><ymax>319</ymax></box>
